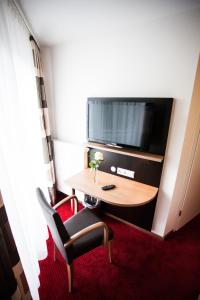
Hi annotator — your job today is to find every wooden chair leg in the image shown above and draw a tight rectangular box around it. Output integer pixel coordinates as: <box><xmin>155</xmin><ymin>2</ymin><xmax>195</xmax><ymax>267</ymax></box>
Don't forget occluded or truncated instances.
<box><xmin>73</xmin><ymin>198</ymin><xmax>78</xmax><ymax>215</ymax></box>
<box><xmin>108</xmin><ymin>241</ymin><xmax>112</xmax><ymax>263</ymax></box>
<box><xmin>67</xmin><ymin>263</ymin><xmax>73</xmax><ymax>293</ymax></box>
<box><xmin>54</xmin><ymin>243</ymin><xmax>58</xmax><ymax>262</ymax></box>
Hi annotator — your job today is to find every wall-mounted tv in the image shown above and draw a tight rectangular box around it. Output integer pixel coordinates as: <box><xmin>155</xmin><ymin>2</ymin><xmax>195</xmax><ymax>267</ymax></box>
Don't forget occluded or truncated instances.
<box><xmin>87</xmin><ymin>98</ymin><xmax>173</xmax><ymax>155</ymax></box>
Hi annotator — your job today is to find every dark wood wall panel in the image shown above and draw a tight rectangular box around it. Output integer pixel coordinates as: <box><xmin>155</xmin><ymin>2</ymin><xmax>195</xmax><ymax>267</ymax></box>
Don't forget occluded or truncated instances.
<box><xmin>90</xmin><ymin>148</ymin><xmax>163</xmax><ymax>187</ymax></box>
<box><xmin>89</xmin><ymin>147</ymin><xmax>163</xmax><ymax>231</ymax></box>
<box><xmin>100</xmin><ymin>198</ymin><xmax>157</xmax><ymax>231</ymax></box>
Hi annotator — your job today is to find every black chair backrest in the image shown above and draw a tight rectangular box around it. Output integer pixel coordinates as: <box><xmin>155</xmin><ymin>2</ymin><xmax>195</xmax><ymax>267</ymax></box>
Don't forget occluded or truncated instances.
<box><xmin>36</xmin><ymin>188</ymin><xmax>70</xmax><ymax>261</ymax></box>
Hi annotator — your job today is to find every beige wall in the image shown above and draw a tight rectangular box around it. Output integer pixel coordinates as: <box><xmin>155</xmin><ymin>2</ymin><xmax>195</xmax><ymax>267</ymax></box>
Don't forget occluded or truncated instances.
<box><xmin>165</xmin><ymin>56</ymin><xmax>200</xmax><ymax>234</ymax></box>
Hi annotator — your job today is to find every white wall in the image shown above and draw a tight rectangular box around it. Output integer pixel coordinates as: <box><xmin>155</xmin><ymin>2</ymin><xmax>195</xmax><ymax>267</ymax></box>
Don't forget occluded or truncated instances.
<box><xmin>165</xmin><ymin>55</ymin><xmax>200</xmax><ymax>234</ymax></box>
<box><xmin>42</xmin><ymin>8</ymin><xmax>200</xmax><ymax>237</ymax></box>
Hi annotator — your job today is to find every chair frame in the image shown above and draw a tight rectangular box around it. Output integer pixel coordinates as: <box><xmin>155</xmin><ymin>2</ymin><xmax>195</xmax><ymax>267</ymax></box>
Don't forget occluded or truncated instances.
<box><xmin>52</xmin><ymin>194</ymin><xmax>112</xmax><ymax>292</ymax></box>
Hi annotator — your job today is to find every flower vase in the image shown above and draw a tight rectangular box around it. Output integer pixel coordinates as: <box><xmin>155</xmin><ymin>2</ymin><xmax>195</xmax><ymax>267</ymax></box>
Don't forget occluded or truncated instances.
<box><xmin>93</xmin><ymin>167</ymin><xmax>98</xmax><ymax>184</ymax></box>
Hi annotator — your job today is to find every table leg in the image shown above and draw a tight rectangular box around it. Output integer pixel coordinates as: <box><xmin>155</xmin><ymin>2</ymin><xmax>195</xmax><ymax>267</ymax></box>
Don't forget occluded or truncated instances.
<box><xmin>71</xmin><ymin>188</ymin><xmax>78</xmax><ymax>214</ymax></box>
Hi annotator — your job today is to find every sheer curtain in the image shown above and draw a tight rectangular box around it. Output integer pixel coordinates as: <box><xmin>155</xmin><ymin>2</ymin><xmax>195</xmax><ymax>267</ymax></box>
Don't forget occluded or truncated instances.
<box><xmin>0</xmin><ymin>1</ymin><xmax>49</xmax><ymax>299</ymax></box>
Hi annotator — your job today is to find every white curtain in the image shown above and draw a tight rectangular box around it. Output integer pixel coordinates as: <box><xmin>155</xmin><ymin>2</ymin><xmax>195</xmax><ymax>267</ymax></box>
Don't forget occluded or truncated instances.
<box><xmin>0</xmin><ymin>1</ymin><xmax>49</xmax><ymax>299</ymax></box>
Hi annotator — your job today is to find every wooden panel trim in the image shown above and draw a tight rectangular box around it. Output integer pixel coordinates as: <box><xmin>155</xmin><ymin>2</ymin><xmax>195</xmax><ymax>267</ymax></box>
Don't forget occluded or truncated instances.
<box><xmin>85</xmin><ymin>142</ymin><xmax>164</xmax><ymax>162</ymax></box>
<box><xmin>84</xmin><ymin>147</ymin><xmax>89</xmax><ymax>169</ymax></box>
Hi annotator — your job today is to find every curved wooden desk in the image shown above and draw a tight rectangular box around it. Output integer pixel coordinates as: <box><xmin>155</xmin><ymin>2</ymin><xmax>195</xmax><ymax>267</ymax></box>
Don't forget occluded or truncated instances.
<box><xmin>66</xmin><ymin>168</ymin><xmax>158</xmax><ymax>207</ymax></box>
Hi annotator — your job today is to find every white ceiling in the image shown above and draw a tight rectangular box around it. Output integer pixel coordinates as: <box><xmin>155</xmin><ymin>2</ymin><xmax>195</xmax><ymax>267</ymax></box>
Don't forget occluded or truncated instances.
<box><xmin>17</xmin><ymin>0</ymin><xmax>200</xmax><ymax>46</ymax></box>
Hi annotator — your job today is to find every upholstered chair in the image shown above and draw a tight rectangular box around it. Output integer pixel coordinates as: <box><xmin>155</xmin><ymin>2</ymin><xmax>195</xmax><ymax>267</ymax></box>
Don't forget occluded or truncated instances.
<box><xmin>36</xmin><ymin>188</ymin><xmax>113</xmax><ymax>292</ymax></box>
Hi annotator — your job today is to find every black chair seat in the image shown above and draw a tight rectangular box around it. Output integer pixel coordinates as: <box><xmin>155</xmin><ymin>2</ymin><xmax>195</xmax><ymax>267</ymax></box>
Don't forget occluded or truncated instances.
<box><xmin>64</xmin><ymin>208</ymin><xmax>113</xmax><ymax>261</ymax></box>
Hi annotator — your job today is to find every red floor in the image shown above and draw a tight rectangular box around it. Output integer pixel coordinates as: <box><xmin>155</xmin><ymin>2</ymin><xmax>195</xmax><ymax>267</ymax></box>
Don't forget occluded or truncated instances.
<box><xmin>39</xmin><ymin>203</ymin><xmax>200</xmax><ymax>300</ymax></box>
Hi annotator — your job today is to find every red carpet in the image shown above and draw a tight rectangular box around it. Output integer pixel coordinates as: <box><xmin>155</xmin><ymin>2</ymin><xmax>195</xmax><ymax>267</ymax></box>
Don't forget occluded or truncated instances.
<box><xmin>38</xmin><ymin>203</ymin><xmax>200</xmax><ymax>300</ymax></box>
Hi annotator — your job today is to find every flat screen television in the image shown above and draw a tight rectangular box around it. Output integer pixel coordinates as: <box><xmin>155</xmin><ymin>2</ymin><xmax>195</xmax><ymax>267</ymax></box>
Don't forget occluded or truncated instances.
<box><xmin>87</xmin><ymin>98</ymin><xmax>173</xmax><ymax>155</ymax></box>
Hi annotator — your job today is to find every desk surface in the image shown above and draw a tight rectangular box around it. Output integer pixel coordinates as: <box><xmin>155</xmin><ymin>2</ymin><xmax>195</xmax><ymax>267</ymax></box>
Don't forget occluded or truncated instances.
<box><xmin>66</xmin><ymin>169</ymin><xmax>158</xmax><ymax>207</ymax></box>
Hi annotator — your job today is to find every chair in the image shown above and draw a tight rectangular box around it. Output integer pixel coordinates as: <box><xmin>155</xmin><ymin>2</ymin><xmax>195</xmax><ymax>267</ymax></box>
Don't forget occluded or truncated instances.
<box><xmin>36</xmin><ymin>188</ymin><xmax>113</xmax><ymax>292</ymax></box>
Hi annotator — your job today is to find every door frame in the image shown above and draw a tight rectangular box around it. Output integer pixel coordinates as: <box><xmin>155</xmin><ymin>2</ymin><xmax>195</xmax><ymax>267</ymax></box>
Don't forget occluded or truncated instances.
<box><xmin>175</xmin><ymin>115</ymin><xmax>200</xmax><ymax>230</ymax></box>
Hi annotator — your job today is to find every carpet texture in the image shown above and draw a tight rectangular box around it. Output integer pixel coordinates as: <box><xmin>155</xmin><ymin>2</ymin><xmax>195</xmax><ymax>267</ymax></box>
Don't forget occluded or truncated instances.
<box><xmin>38</xmin><ymin>203</ymin><xmax>200</xmax><ymax>300</ymax></box>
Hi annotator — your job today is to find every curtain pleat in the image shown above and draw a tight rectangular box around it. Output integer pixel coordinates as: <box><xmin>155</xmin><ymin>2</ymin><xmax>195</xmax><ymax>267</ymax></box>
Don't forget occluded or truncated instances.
<box><xmin>30</xmin><ymin>36</ymin><xmax>57</xmax><ymax>205</ymax></box>
<box><xmin>0</xmin><ymin>192</ymin><xmax>31</xmax><ymax>300</ymax></box>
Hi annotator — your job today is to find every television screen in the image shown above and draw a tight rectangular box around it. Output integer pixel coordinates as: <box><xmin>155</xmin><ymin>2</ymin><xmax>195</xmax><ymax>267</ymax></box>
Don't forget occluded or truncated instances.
<box><xmin>87</xmin><ymin>98</ymin><xmax>173</xmax><ymax>155</ymax></box>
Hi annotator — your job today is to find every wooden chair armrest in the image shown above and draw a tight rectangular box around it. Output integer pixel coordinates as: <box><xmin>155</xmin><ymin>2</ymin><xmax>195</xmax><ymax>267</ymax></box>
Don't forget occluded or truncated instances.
<box><xmin>53</xmin><ymin>195</ymin><xmax>78</xmax><ymax>210</ymax></box>
<box><xmin>64</xmin><ymin>221</ymin><xmax>109</xmax><ymax>248</ymax></box>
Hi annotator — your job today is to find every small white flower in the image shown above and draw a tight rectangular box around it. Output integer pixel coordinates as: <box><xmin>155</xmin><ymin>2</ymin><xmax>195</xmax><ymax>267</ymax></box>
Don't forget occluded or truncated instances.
<box><xmin>94</xmin><ymin>151</ymin><xmax>103</xmax><ymax>161</ymax></box>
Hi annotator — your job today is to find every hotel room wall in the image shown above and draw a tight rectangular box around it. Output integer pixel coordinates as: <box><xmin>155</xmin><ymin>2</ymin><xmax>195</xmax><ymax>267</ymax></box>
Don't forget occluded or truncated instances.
<box><xmin>42</xmin><ymin>8</ymin><xmax>200</xmax><ymax>237</ymax></box>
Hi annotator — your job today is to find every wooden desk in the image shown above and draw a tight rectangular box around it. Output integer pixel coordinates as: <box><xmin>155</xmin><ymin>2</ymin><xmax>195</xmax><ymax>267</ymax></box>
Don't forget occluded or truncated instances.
<box><xmin>66</xmin><ymin>168</ymin><xmax>158</xmax><ymax>207</ymax></box>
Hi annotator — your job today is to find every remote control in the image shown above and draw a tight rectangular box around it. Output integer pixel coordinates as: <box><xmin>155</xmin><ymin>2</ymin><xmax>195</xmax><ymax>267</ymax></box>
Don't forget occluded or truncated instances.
<box><xmin>101</xmin><ymin>184</ymin><xmax>116</xmax><ymax>191</ymax></box>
